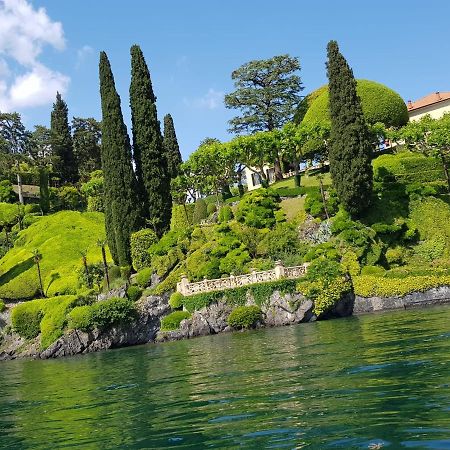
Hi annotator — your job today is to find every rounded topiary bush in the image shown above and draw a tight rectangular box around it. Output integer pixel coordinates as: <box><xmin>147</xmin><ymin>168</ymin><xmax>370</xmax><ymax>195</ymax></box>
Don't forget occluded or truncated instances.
<box><xmin>169</xmin><ymin>291</ymin><xmax>184</xmax><ymax>309</ymax></box>
<box><xmin>160</xmin><ymin>310</ymin><xmax>190</xmax><ymax>331</ymax></box>
<box><xmin>130</xmin><ymin>228</ymin><xmax>158</xmax><ymax>271</ymax></box>
<box><xmin>302</xmin><ymin>79</ymin><xmax>409</xmax><ymax>128</ymax></box>
<box><xmin>135</xmin><ymin>267</ymin><xmax>153</xmax><ymax>287</ymax></box>
<box><xmin>193</xmin><ymin>198</ymin><xmax>208</xmax><ymax>224</ymax></box>
<box><xmin>126</xmin><ymin>285</ymin><xmax>142</xmax><ymax>302</ymax></box>
<box><xmin>11</xmin><ymin>301</ymin><xmax>44</xmax><ymax>340</ymax></box>
<box><xmin>207</xmin><ymin>203</ymin><xmax>217</xmax><ymax>216</ymax></box>
<box><xmin>227</xmin><ymin>305</ymin><xmax>262</xmax><ymax>329</ymax></box>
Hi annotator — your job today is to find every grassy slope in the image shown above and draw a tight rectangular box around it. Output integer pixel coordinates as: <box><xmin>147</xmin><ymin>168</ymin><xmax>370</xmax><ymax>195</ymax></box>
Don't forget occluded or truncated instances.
<box><xmin>271</xmin><ymin>172</ymin><xmax>332</xmax><ymax>189</ymax></box>
<box><xmin>0</xmin><ymin>211</ymin><xmax>111</xmax><ymax>300</ymax></box>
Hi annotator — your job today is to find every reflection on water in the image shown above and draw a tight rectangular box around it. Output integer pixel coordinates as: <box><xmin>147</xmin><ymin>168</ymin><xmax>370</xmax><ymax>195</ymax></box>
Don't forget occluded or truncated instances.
<box><xmin>1</xmin><ymin>306</ymin><xmax>449</xmax><ymax>449</ymax></box>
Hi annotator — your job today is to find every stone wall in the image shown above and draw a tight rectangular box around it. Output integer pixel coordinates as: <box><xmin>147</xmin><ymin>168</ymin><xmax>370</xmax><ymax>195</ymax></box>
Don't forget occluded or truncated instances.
<box><xmin>177</xmin><ymin>261</ymin><xmax>308</xmax><ymax>296</ymax></box>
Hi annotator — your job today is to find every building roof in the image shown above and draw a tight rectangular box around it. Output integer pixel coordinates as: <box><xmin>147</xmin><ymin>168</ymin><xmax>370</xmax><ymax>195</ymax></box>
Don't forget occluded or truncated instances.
<box><xmin>407</xmin><ymin>91</ymin><xmax>450</xmax><ymax>111</ymax></box>
<box><xmin>12</xmin><ymin>184</ymin><xmax>40</xmax><ymax>198</ymax></box>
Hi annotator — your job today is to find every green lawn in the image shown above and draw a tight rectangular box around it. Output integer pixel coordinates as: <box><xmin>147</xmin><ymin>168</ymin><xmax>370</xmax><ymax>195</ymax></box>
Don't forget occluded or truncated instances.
<box><xmin>0</xmin><ymin>211</ymin><xmax>112</xmax><ymax>300</ymax></box>
<box><xmin>271</xmin><ymin>172</ymin><xmax>332</xmax><ymax>189</ymax></box>
<box><xmin>280</xmin><ymin>197</ymin><xmax>306</xmax><ymax>223</ymax></box>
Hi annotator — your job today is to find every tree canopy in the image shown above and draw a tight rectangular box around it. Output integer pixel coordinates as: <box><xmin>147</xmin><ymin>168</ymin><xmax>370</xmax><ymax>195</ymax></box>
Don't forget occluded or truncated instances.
<box><xmin>224</xmin><ymin>54</ymin><xmax>303</xmax><ymax>134</ymax></box>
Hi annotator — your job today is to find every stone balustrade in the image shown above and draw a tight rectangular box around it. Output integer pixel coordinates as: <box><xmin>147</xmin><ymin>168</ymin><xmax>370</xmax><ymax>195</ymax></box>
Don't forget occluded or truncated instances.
<box><xmin>177</xmin><ymin>261</ymin><xmax>308</xmax><ymax>296</ymax></box>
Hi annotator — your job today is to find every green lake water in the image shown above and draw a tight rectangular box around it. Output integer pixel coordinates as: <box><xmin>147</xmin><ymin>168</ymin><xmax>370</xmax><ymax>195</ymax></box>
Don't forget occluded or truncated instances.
<box><xmin>1</xmin><ymin>306</ymin><xmax>449</xmax><ymax>449</ymax></box>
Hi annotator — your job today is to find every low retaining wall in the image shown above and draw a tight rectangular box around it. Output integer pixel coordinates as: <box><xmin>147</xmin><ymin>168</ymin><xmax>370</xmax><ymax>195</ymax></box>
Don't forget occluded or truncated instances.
<box><xmin>354</xmin><ymin>285</ymin><xmax>450</xmax><ymax>314</ymax></box>
<box><xmin>177</xmin><ymin>261</ymin><xmax>308</xmax><ymax>296</ymax></box>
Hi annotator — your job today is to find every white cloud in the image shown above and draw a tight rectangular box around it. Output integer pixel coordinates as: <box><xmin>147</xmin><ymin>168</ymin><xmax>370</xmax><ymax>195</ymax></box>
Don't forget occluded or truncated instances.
<box><xmin>184</xmin><ymin>88</ymin><xmax>224</xmax><ymax>110</ymax></box>
<box><xmin>0</xmin><ymin>0</ymin><xmax>69</xmax><ymax>111</ymax></box>
<box><xmin>76</xmin><ymin>45</ymin><xmax>93</xmax><ymax>69</ymax></box>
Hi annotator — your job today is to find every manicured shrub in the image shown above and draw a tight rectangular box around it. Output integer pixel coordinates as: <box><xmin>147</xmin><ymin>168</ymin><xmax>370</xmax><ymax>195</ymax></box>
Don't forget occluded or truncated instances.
<box><xmin>68</xmin><ymin>297</ymin><xmax>136</xmax><ymax>331</ymax></box>
<box><xmin>160</xmin><ymin>310</ymin><xmax>190</xmax><ymax>331</ymax></box>
<box><xmin>219</xmin><ymin>247</ymin><xmax>251</xmax><ymax>275</ymax></box>
<box><xmin>130</xmin><ymin>228</ymin><xmax>158</xmax><ymax>271</ymax></box>
<box><xmin>218</xmin><ymin>205</ymin><xmax>233</xmax><ymax>223</ymax></box>
<box><xmin>386</xmin><ymin>246</ymin><xmax>405</xmax><ymax>266</ymax></box>
<box><xmin>0</xmin><ymin>299</ymin><xmax>5</xmax><ymax>312</ymax></box>
<box><xmin>127</xmin><ymin>285</ymin><xmax>142</xmax><ymax>302</ymax></box>
<box><xmin>58</xmin><ymin>186</ymin><xmax>84</xmax><ymax>210</ymax></box>
<box><xmin>227</xmin><ymin>306</ymin><xmax>262</xmax><ymax>329</ymax></box>
<box><xmin>303</xmin><ymin>79</ymin><xmax>409</xmax><ymax>128</ymax></box>
<box><xmin>11</xmin><ymin>301</ymin><xmax>44</xmax><ymax>340</ymax></box>
<box><xmin>170</xmin><ymin>203</ymin><xmax>195</xmax><ymax>231</ymax></box>
<box><xmin>207</xmin><ymin>203</ymin><xmax>217</xmax><ymax>216</ymax></box>
<box><xmin>169</xmin><ymin>291</ymin><xmax>184</xmax><ymax>309</ymax></box>
<box><xmin>361</xmin><ymin>265</ymin><xmax>386</xmax><ymax>276</ymax></box>
<box><xmin>235</xmin><ymin>189</ymin><xmax>281</xmax><ymax>229</ymax></box>
<box><xmin>193</xmin><ymin>198</ymin><xmax>208</xmax><ymax>224</ymax></box>
<box><xmin>353</xmin><ymin>274</ymin><xmax>450</xmax><ymax>298</ymax></box>
<box><xmin>258</xmin><ymin>222</ymin><xmax>305</xmax><ymax>260</ymax></box>
<box><xmin>135</xmin><ymin>267</ymin><xmax>153</xmax><ymax>287</ymax></box>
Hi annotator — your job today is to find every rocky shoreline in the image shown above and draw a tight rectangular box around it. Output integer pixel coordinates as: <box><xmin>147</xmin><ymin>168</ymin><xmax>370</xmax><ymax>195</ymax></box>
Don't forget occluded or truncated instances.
<box><xmin>1</xmin><ymin>286</ymin><xmax>449</xmax><ymax>361</ymax></box>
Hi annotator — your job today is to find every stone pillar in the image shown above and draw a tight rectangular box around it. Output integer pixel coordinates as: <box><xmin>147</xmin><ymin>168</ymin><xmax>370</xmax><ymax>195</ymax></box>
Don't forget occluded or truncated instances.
<box><xmin>177</xmin><ymin>274</ymin><xmax>189</xmax><ymax>295</ymax></box>
<box><xmin>274</xmin><ymin>260</ymin><xmax>285</xmax><ymax>279</ymax></box>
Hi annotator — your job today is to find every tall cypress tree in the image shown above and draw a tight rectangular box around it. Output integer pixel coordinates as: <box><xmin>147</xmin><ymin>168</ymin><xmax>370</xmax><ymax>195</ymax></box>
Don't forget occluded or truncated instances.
<box><xmin>163</xmin><ymin>114</ymin><xmax>182</xmax><ymax>179</ymax></box>
<box><xmin>99</xmin><ymin>51</ymin><xmax>143</xmax><ymax>266</ymax></box>
<box><xmin>50</xmin><ymin>92</ymin><xmax>78</xmax><ymax>183</ymax></box>
<box><xmin>326</xmin><ymin>40</ymin><xmax>373</xmax><ymax>216</ymax></box>
<box><xmin>130</xmin><ymin>45</ymin><xmax>172</xmax><ymax>236</ymax></box>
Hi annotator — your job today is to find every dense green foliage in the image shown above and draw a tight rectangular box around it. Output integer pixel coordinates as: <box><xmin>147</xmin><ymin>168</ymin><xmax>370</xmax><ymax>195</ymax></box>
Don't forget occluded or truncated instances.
<box><xmin>126</xmin><ymin>285</ymin><xmax>142</xmax><ymax>302</ymax></box>
<box><xmin>130</xmin><ymin>45</ymin><xmax>172</xmax><ymax>236</ymax></box>
<box><xmin>130</xmin><ymin>228</ymin><xmax>158</xmax><ymax>271</ymax></box>
<box><xmin>326</xmin><ymin>41</ymin><xmax>373</xmax><ymax>216</ymax></box>
<box><xmin>72</xmin><ymin>117</ymin><xmax>102</xmax><ymax>179</ymax></box>
<box><xmin>235</xmin><ymin>189</ymin><xmax>282</xmax><ymax>228</ymax></box>
<box><xmin>160</xmin><ymin>310</ymin><xmax>191</xmax><ymax>331</ymax></box>
<box><xmin>0</xmin><ymin>211</ymin><xmax>111</xmax><ymax>299</ymax></box>
<box><xmin>0</xmin><ymin>180</ymin><xmax>15</xmax><ymax>203</ymax></box>
<box><xmin>169</xmin><ymin>291</ymin><xmax>184</xmax><ymax>309</ymax></box>
<box><xmin>303</xmin><ymin>79</ymin><xmax>409</xmax><ymax>128</ymax></box>
<box><xmin>0</xmin><ymin>299</ymin><xmax>5</xmax><ymax>312</ymax></box>
<box><xmin>227</xmin><ymin>305</ymin><xmax>262</xmax><ymax>329</ymax></box>
<box><xmin>50</xmin><ymin>93</ymin><xmax>78</xmax><ymax>183</ymax></box>
<box><xmin>68</xmin><ymin>297</ymin><xmax>136</xmax><ymax>332</ymax></box>
<box><xmin>135</xmin><ymin>267</ymin><xmax>153</xmax><ymax>288</ymax></box>
<box><xmin>99</xmin><ymin>51</ymin><xmax>143</xmax><ymax>266</ymax></box>
<box><xmin>163</xmin><ymin>114</ymin><xmax>182</xmax><ymax>179</ymax></box>
<box><xmin>170</xmin><ymin>204</ymin><xmax>194</xmax><ymax>231</ymax></box>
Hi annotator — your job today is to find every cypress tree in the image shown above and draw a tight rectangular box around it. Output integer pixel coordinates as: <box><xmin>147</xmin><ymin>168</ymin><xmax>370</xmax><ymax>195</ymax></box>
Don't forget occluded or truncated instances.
<box><xmin>163</xmin><ymin>114</ymin><xmax>182</xmax><ymax>179</ymax></box>
<box><xmin>50</xmin><ymin>92</ymin><xmax>78</xmax><ymax>183</ymax></box>
<box><xmin>99</xmin><ymin>51</ymin><xmax>143</xmax><ymax>266</ymax></box>
<box><xmin>326</xmin><ymin>40</ymin><xmax>373</xmax><ymax>216</ymax></box>
<box><xmin>130</xmin><ymin>45</ymin><xmax>172</xmax><ymax>236</ymax></box>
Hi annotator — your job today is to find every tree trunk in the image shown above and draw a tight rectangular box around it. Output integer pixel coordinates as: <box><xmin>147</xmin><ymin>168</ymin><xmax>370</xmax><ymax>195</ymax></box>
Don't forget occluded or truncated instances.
<box><xmin>274</xmin><ymin>157</ymin><xmax>283</xmax><ymax>181</ymax></box>
<box><xmin>101</xmin><ymin>245</ymin><xmax>110</xmax><ymax>289</ymax></box>
<box><xmin>36</xmin><ymin>262</ymin><xmax>44</xmax><ymax>298</ymax></box>
<box><xmin>441</xmin><ymin>155</ymin><xmax>450</xmax><ymax>193</ymax></box>
<box><xmin>16</xmin><ymin>168</ymin><xmax>24</xmax><ymax>205</ymax></box>
<box><xmin>294</xmin><ymin>157</ymin><xmax>301</xmax><ymax>187</ymax></box>
<box><xmin>319</xmin><ymin>178</ymin><xmax>329</xmax><ymax>220</ymax></box>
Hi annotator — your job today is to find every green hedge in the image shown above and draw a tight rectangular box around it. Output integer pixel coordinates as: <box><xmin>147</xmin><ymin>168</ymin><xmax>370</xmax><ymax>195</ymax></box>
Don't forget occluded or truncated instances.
<box><xmin>303</xmin><ymin>79</ymin><xmax>409</xmax><ymax>127</ymax></box>
<box><xmin>353</xmin><ymin>275</ymin><xmax>450</xmax><ymax>298</ymax></box>
<box><xmin>68</xmin><ymin>297</ymin><xmax>136</xmax><ymax>331</ymax></box>
<box><xmin>130</xmin><ymin>228</ymin><xmax>158</xmax><ymax>271</ymax></box>
<box><xmin>160</xmin><ymin>310</ymin><xmax>191</xmax><ymax>331</ymax></box>
<box><xmin>227</xmin><ymin>306</ymin><xmax>262</xmax><ymax>329</ymax></box>
<box><xmin>373</xmin><ymin>152</ymin><xmax>445</xmax><ymax>184</ymax></box>
<box><xmin>182</xmin><ymin>279</ymin><xmax>298</xmax><ymax>312</ymax></box>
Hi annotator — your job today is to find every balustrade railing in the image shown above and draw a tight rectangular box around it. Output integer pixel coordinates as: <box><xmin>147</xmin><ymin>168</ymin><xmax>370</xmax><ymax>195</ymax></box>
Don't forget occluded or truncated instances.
<box><xmin>177</xmin><ymin>261</ymin><xmax>308</xmax><ymax>296</ymax></box>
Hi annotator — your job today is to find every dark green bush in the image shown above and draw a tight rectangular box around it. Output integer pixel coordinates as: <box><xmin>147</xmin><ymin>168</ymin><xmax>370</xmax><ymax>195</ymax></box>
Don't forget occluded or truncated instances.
<box><xmin>68</xmin><ymin>297</ymin><xmax>136</xmax><ymax>331</ymax></box>
<box><xmin>227</xmin><ymin>306</ymin><xmax>262</xmax><ymax>329</ymax></box>
<box><xmin>127</xmin><ymin>285</ymin><xmax>142</xmax><ymax>302</ymax></box>
<box><xmin>11</xmin><ymin>301</ymin><xmax>44</xmax><ymax>340</ymax></box>
<box><xmin>58</xmin><ymin>186</ymin><xmax>84</xmax><ymax>211</ymax></box>
<box><xmin>160</xmin><ymin>310</ymin><xmax>190</xmax><ymax>331</ymax></box>
<box><xmin>258</xmin><ymin>222</ymin><xmax>305</xmax><ymax>260</ymax></box>
<box><xmin>130</xmin><ymin>228</ymin><xmax>158</xmax><ymax>271</ymax></box>
<box><xmin>135</xmin><ymin>267</ymin><xmax>153</xmax><ymax>287</ymax></box>
<box><xmin>193</xmin><ymin>199</ymin><xmax>208</xmax><ymax>224</ymax></box>
<box><xmin>0</xmin><ymin>180</ymin><xmax>15</xmax><ymax>203</ymax></box>
<box><xmin>0</xmin><ymin>299</ymin><xmax>5</xmax><ymax>312</ymax></box>
<box><xmin>218</xmin><ymin>205</ymin><xmax>234</xmax><ymax>222</ymax></box>
<box><xmin>169</xmin><ymin>291</ymin><xmax>184</xmax><ymax>309</ymax></box>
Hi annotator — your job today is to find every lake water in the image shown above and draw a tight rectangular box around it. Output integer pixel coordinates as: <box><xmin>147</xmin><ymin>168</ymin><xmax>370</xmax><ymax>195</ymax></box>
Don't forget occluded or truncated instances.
<box><xmin>1</xmin><ymin>306</ymin><xmax>449</xmax><ymax>449</ymax></box>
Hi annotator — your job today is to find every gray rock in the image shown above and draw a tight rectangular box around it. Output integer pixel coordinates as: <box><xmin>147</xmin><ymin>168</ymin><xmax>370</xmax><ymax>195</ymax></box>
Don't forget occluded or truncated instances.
<box><xmin>262</xmin><ymin>291</ymin><xmax>314</xmax><ymax>326</ymax></box>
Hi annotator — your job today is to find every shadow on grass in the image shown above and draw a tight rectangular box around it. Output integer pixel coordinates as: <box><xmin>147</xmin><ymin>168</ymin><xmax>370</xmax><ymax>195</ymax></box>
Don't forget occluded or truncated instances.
<box><xmin>0</xmin><ymin>257</ymin><xmax>34</xmax><ymax>286</ymax></box>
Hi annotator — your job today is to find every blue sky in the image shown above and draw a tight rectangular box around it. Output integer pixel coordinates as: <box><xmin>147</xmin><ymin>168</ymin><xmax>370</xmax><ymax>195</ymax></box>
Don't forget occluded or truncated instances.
<box><xmin>1</xmin><ymin>0</ymin><xmax>450</xmax><ymax>159</ymax></box>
